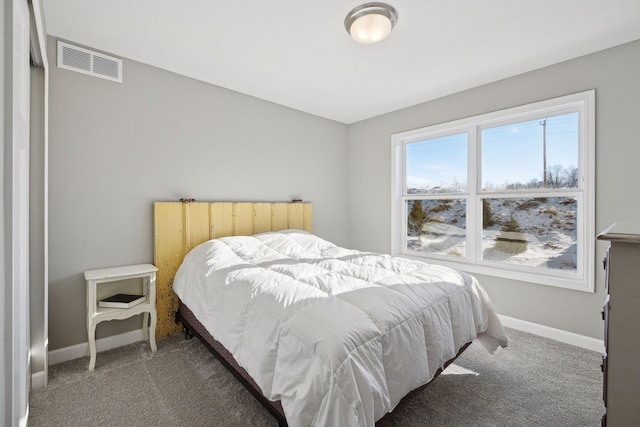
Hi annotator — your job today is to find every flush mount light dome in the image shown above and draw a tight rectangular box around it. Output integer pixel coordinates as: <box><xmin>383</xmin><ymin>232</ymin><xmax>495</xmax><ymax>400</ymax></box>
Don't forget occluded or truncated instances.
<box><xmin>345</xmin><ymin>2</ymin><xmax>398</xmax><ymax>44</ymax></box>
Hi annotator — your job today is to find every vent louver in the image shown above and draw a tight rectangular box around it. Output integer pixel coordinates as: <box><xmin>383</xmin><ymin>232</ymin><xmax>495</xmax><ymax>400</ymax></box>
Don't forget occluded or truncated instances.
<box><xmin>57</xmin><ymin>41</ymin><xmax>122</xmax><ymax>83</ymax></box>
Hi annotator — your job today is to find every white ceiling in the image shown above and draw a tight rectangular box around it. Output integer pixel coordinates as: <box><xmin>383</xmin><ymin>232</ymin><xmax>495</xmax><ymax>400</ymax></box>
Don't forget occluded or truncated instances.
<box><xmin>42</xmin><ymin>0</ymin><xmax>640</xmax><ymax>124</ymax></box>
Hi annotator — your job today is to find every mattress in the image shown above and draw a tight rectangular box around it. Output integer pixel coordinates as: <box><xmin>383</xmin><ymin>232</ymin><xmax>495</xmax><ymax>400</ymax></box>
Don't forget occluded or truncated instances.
<box><xmin>173</xmin><ymin>230</ymin><xmax>508</xmax><ymax>427</ymax></box>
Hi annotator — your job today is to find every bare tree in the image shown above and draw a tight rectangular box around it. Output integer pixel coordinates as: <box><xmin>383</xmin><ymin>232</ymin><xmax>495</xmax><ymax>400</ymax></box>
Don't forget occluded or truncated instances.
<box><xmin>566</xmin><ymin>166</ymin><xmax>579</xmax><ymax>188</ymax></box>
<box><xmin>546</xmin><ymin>165</ymin><xmax>565</xmax><ymax>188</ymax></box>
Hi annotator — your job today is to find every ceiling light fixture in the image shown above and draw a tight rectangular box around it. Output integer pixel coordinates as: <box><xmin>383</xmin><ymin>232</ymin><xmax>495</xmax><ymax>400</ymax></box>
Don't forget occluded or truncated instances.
<box><xmin>344</xmin><ymin>2</ymin><xmax>398</xmax><ymax>44</ymax></box>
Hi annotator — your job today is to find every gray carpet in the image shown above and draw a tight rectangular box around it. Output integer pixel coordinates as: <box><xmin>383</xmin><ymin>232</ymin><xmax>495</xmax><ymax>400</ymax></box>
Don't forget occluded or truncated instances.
<box><xmin>28</xmin><ymin>327</ymin><xmax>602</xmax><ymax>426</ymax></box>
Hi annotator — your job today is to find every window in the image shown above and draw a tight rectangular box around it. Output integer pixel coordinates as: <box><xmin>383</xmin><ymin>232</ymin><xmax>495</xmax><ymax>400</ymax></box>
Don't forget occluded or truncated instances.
<box><xmin>392</xmin><ymin>91</ymin><xmax>595</xmax><ymax>291</ymax></box>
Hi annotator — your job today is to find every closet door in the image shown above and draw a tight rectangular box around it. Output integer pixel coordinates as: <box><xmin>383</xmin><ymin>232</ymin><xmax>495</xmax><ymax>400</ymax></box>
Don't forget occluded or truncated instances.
<box><xmin>8</xmin><ymin>0</ymin><xmax>32</xmax><ymax>425</ymax></box>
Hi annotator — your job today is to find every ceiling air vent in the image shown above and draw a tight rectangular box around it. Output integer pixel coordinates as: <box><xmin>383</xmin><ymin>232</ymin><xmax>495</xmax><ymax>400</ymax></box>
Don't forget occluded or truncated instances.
<box><xmin>57</xmin><ymin>41</ymin><xmax>122</xmax><ymax>83</ymax></box>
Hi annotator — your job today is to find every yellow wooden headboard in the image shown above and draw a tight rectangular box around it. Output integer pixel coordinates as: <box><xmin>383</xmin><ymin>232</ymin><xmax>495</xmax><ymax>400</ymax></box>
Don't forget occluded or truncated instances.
<box><xmin>153</xmin><ymin>201</ymin><xmax>313</xmax><ymax>337</ymax></box>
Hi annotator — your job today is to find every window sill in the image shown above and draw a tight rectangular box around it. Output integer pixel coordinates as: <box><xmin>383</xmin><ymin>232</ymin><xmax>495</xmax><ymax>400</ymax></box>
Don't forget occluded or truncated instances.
<box><xmin>396</xmin><ymin>252</ymin><xmax>594</xmax><ymax>292</ymax></box>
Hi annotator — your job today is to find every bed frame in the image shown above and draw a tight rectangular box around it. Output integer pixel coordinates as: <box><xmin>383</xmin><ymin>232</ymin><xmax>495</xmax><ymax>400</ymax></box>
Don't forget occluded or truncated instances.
<box><xmin>177</xmin><ymin>300</ymin><xmax>470</xmax><ymax>426</ymax></box>
<box><xmin>153</xmin><ymin>200</ymin><xmax>470</xmax><ymax>426</ymax></box>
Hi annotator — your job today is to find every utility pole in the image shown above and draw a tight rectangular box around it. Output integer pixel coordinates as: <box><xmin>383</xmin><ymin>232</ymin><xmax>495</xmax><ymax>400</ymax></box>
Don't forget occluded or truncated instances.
<box><xmin>540</xmin><ymin>119</ymin><xmax>547</xmax><ymax>187</ymax></box>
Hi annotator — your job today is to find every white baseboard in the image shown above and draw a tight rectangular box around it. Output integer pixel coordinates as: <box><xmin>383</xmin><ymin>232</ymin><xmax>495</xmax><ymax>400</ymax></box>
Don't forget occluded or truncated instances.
<box><xmin>31</xmin><ymin>370</ymin><xmax>47</xmax><ymax>389</ymax></box>
<box><xmin>48</xmin><ymin>329</ymin><xmax>145</xmax><ymax>366</ymax></box>
<box><xmin>498</xmin><ymin>314</ymin><xmax>604</xmax><ymax>353</ymax></box>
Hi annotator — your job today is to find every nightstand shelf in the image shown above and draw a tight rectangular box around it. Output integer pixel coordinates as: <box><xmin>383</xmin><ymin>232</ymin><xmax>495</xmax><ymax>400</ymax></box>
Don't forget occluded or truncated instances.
<box><xmin>84</xmin><ymin>263</ymin><xmax>158</xmax><ymax>371</ymax></box>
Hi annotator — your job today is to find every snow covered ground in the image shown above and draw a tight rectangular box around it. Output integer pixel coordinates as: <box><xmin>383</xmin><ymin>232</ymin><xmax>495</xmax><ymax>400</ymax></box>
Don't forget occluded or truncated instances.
<box><xmin>407</xmin><ymin>197</ymin><xmax>577</xmax><ymax>271</ymax></box>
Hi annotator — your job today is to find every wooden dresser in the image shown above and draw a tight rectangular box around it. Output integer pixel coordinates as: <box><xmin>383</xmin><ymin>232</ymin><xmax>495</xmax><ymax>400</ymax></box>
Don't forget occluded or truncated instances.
<box><xmin>597</xmin><ymin>223</ymin><xmax>640</xmax><ymax>426</ymax></box>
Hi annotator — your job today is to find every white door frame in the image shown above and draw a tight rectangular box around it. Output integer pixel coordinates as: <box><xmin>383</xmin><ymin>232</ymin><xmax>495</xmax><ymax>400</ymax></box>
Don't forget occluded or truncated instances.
<box><xmin>28</xmin><ymin>0</ymin><xmax>50</xmax><ymax>390</ymax></box>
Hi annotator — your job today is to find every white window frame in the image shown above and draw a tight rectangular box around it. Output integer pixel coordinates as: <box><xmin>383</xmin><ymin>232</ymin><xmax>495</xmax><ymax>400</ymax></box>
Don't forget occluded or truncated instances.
<box><xmin>391</xmin><ymin>91</ymin><xmax>595</xmax><ymax>292</ymax></box>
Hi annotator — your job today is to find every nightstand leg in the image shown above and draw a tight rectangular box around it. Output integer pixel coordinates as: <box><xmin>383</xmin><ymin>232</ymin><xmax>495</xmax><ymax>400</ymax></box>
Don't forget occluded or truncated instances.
<box><xmin>142</xmin><ymin>312</ymin><xmax>149</xmax><ymax>340</ymax></box>
<box><xmin>88</xmin><ymin>319</ymin><xmax>97</xmax><ymax>371</ymax></box>
<box><xmin>149</xmin><ymin>311</ymin><xmax>157</xmax><ymax>352</ymax></box>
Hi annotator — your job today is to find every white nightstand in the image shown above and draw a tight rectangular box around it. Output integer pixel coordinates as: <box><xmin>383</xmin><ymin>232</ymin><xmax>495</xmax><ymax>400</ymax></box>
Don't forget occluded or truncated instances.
<box><xmin>84</xmin><ymin>263</ymin><xmax>158</xmax><ymax>371</ymax></box>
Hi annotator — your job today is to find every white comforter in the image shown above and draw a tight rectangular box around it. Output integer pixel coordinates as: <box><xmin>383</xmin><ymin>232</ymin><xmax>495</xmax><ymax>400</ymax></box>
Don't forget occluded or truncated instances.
<box><xmin>173</xmin><ymin>230</ymin><xmax>507</xmax><ymax>427</ymax></box>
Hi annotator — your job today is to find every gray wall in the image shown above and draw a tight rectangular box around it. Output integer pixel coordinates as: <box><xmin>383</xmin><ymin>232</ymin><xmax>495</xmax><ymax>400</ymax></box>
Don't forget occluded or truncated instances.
<box><xmin>347</xmin><ymin>39</ymin><xmax>640</xmax><ymax>340</ymax></box>
<box><xmin>47</xmin><ymin>37</ymin><xmax>349</xmax><ymax>350</ymax></box>
<box><xmin>48</xmin><ymin>33</ymin><xmax>640</xmax><ymax>352</ymax></box>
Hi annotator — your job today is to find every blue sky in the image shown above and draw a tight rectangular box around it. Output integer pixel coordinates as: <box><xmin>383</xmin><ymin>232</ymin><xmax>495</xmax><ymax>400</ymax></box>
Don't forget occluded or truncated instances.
<box><xmin>406</xmin><ymin>112</ymin><xmax>579</xmax><ymax>191</ymax></box>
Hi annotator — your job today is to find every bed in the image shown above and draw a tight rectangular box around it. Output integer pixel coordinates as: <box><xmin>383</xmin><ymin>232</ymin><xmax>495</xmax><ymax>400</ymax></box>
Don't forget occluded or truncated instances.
<box><xmin>153</xmin><ymin>201</ymin><xmax>508</xmax><ymax>427</ymax></box>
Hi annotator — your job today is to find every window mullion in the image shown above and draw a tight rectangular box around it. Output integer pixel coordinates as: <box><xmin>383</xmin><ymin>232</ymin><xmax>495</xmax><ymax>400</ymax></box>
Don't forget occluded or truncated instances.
<box><xmin>467</xmin><ymin>127</ymin><xmax>479</xmax><ymax>263</ymax></box>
